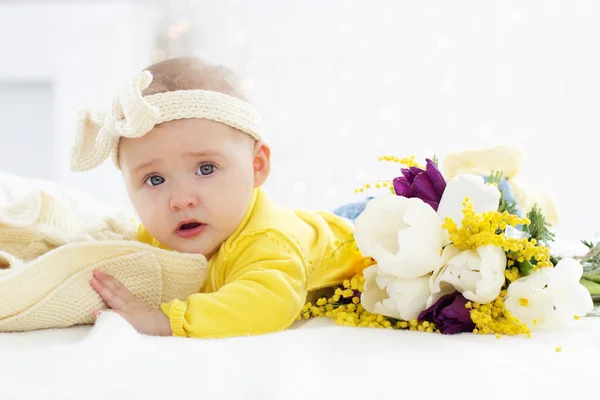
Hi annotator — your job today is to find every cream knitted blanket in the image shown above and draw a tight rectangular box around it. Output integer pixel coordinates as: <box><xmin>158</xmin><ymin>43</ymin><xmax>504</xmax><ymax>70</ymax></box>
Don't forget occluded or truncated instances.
<box><xmin>0</xmin><ymin>184</ymin><xmax>208</xmax><ymax>332</ymax></box>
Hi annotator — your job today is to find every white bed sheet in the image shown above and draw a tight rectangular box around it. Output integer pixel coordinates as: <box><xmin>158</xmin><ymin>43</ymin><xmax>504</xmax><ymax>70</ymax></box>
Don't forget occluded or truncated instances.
<box><xmin>0</xmin><ymin>312</ymin><xmax>599</xmax><ymax>400</ymax></box>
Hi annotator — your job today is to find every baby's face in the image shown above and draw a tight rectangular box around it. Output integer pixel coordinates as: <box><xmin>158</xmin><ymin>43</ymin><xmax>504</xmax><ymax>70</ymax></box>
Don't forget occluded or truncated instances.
<box><xmin>119</xmin><ymin>118</ymin><xmax>268</xmax><ymax>258</ymax></box>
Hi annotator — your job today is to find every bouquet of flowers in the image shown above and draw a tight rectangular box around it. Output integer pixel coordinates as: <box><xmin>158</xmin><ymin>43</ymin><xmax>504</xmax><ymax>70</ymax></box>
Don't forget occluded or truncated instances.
<box><xmin>300</xmin><ymin>153</ymin><xmax>595</xmax><ymax>336</ymax></box>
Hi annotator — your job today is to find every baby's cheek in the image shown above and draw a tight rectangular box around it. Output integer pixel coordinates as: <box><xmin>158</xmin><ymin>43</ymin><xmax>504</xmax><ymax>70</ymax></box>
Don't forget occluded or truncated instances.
<box><xmin>141</xmin><ymin>207</ymin><xmax>163</xmax><ymax>230</ymax></box>
<box><xmin>133</xmin><ymin>200</ymin><xmax>161</xmax><ymax>231</ymax></box>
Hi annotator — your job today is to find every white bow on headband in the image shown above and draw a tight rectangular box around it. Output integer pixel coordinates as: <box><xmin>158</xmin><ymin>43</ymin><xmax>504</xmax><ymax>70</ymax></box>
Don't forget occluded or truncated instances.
<box><xmin>70</xmin><ymin>70</ymin><xmax>264</xmax><ymax>172</ymax></box>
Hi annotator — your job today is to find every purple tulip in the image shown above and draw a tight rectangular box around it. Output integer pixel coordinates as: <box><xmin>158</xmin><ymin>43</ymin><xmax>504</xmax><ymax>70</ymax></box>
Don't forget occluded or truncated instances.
<box><xmin>392</xmin><ymin>159</ymin><xmax>446</xmax><ymax>211</ymax></box>
<box><xmin>418</xmin><ymin>292</ymin><xmax>475</xmax><ymax>335</ymax></box>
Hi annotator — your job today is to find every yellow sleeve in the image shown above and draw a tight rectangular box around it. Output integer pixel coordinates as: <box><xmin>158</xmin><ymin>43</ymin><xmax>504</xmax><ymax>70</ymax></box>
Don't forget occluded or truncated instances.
<box><xmin>160</xmin><ymin>231</ymin><xmax>307</xmax><ymax>339</ymax></box>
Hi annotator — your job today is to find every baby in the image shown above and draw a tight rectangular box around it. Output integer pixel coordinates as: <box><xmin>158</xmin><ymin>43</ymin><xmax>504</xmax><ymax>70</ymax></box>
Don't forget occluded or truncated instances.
<box><xmin>72</xmin><ymin>56</ymin><xmax>365</xmax><ymax>338</ymax></box>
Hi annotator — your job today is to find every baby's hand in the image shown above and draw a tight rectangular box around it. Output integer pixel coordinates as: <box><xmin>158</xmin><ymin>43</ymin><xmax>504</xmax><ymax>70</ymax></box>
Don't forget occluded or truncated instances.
<box><xmin>90</xmin><ymin>269</ymin><xmax>172</xmax><ymax>336</ymax></box>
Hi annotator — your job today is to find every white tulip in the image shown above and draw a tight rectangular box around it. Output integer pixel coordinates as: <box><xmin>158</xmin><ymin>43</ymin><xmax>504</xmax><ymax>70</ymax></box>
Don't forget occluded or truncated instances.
<box><xmin>361</xmin><ymin>265</ymin><xmax>431</xmax><ymax>321</ymax></box>
<box><xmin>354</xmin><ymin>195</ymin><xmax>445</xmax><ymax>279</ymax></box>
<box><xmin>546</xmin><ymin>259</ymin><xmax>594</xmax><ymax>324</ymax></box>
<box><xmin>427</xmin><ymin>245</ymin><xmax>507</xmax><ymax>307</ymax></box>
<box><xmin>505</xmin><ymin>258</ymin><xmax>594</xmax><ymax>330</ymax></box>
<box><xmin>504</xmin><ymin>271</ymin><xmax>554</xmax><ymax>329</ymax></box>
<box><xmin>437</xmin><ymin>174</ymin><xmax>501</xmax><ymax>235</ymax></box>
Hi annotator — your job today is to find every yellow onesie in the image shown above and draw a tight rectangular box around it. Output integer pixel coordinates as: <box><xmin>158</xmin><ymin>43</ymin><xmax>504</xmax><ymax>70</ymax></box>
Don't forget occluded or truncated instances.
<box><xmin>136</xmin><ymin>187</ymin><xmax>365</xmax><ymax>338</ymax></box>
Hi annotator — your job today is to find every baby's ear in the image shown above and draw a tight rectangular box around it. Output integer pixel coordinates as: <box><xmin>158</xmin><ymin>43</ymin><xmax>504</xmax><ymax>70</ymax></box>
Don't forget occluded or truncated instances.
<box><xmin>252</xmin><ymin>141</ymin><xmax>271</xmax><ymax>187</ymax></box>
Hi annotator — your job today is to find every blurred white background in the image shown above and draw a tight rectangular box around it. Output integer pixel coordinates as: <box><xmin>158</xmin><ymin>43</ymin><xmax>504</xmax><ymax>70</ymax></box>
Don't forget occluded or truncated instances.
<box><xmin>0</xmin><ymin>0</ymin><xmax>599</xmax><ymax>246</ymax></box>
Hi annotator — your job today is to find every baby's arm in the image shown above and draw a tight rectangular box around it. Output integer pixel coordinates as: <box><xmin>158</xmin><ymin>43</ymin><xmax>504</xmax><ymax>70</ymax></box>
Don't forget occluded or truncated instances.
<box><xmin>161</xmin><ymin>231</ymin><xmax>307</xmax><ymax>338</ymax></box>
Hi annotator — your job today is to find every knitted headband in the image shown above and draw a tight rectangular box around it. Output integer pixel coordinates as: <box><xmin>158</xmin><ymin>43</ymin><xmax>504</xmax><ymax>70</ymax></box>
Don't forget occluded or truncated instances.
<box><xmin>70</xmin><ymin>70</ymin><xmax>264</xmax><ymax>172</ymax></box>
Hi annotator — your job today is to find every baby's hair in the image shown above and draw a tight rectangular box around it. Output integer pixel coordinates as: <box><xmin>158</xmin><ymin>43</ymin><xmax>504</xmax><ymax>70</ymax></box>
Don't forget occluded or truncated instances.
<box><xmin>141</xmin><ymin>56</ymin><xmax>249</xmax><ymax>102</ymax></box>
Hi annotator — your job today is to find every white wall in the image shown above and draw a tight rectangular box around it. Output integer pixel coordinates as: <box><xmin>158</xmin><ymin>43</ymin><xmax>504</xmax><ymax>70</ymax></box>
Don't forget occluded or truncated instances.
<box><xmin>0</xmin><ymin>82</ymin><xmax>54</xmax><ymax>179</ymax></box>
<box><xmin>0</xmin><ymin>1</ymin><xmax>160</xmax><ymax>211</ymax></box>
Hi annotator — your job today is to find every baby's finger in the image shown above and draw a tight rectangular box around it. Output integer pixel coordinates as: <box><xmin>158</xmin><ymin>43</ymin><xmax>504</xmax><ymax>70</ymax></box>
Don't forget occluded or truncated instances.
<box><xmin>93</xmin><ymin>270</ymin><xmax>120</xmax><ymax>289</ymax></box>
<box><xmin>93</xmin><ymin>270</ymin><xmax>134</xmax><ymax>304</ymax></box>
<box><xmin>90</xmin><ymin>276</ymin><xmax>129</xmax><ymax>311</ymax></box>
<box><xmin>92</xmin><ymin>309</ymin><xmax>106</xmax><ymax>318</ymax></box>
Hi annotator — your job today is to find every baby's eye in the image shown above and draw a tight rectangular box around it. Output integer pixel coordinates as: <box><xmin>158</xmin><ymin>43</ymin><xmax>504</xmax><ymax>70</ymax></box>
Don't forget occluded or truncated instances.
<box><xmin>196</xmin><ymin>164</ymin><xmax>216</xmax><ymax>176</ymax></box>
<box><xmin>145</xmin><ymin>175</ymin><xmax>165</xmax><ymax>186</ymax></box>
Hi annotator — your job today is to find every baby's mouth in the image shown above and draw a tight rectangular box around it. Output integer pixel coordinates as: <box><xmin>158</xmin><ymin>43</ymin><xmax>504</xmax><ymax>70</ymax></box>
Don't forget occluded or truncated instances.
<box><xmin>179</xmin><ymin>222</ymin><xmax>201</xmax><ymax>230</ymax></box>
<box><xmin>176</xmin><ymin>220</ymin><xmax>206</xmax><ymax>239</ymax></box>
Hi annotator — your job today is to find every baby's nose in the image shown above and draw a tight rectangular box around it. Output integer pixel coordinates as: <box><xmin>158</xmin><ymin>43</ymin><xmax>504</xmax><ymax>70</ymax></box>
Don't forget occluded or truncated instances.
<box><xmin>169</xmin><ymin>190</ymin><xmax>199</xmax><ymax>211</ymax></box>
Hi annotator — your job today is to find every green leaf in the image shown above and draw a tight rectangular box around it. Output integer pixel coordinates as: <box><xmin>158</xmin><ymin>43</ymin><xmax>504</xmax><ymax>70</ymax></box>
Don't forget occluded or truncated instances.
<box><xmin>584</xmin><ymin>274</ymin><xmax>600</xmax><ymax>284</ymax></box>
<box><xmin>522</xmin><ymin>203</ymin><xmax>555</xmax><ymax>244</ymax></box>
<box><xmin>580</xmin><ymin>278</ymin><xmax>600</xmax><ymax>296</ymax></box>
<box><xmin>518</xmin><ymin>259</ymin><xmax>535</xmax><ymax>276</ymax></box>
<box><xmin>582</xmin><ymin>240</ymin><xmax>595</xmax><ymax>249</ymax></box>
<box><xmin>498</xmin><ymin>195</ymin><xmax>518</xmax><ymax>215</ymax></box>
